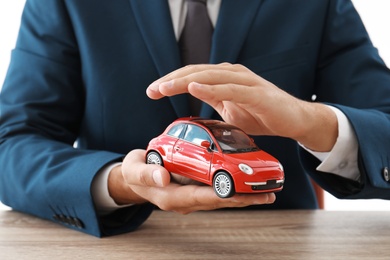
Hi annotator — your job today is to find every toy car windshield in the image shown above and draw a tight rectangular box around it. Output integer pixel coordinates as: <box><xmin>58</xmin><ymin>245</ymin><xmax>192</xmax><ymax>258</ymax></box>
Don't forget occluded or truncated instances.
<box><xmin>208</xmin><ymin>125</ymin><xmax>259</xmax><ymax>153</ymax></box>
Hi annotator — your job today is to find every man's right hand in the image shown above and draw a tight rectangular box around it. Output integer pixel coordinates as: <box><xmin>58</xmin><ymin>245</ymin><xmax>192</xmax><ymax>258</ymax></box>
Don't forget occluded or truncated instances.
<box><xmin>108</xmin><ymin>149</ymin><xmax>276</xmax><ymax>214</ymax></box>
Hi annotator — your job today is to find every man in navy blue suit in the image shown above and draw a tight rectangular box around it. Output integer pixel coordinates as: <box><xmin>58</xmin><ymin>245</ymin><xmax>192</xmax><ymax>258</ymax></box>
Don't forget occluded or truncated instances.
<box><xmin>1</xmin><ymin>0</ymin><xmax>390</xmax><ymax>237</ymax></box>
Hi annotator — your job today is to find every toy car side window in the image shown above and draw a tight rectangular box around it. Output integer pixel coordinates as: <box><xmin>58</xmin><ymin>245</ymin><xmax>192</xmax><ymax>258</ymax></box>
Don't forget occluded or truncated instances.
<box><xmin>183</xmin><ymin>125</ymin><xmax>211</xmax><ymax>146</ymax></box>
<box><xmin>167</xmin><ymin>124</ymin><xmax>185</xmax><ymax>138</ymax></box>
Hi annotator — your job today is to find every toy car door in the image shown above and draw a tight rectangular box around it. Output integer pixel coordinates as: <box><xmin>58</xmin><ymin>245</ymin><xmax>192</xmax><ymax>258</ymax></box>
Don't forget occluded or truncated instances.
<box><xmin>171</xmin><ymin>124</ymin><xmax>213</xmax><ymax>182</ymax></box>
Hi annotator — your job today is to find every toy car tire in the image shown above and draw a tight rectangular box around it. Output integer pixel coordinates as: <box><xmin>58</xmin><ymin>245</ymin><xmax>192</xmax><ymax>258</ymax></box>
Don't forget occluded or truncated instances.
<box><xmin>146</xmin><ymin>151</ymin><xmax>164</xmax><ymax>166</ymax></box>
<box><xmin>213</xmin><ymin>171</ymin><xmax>235</xmax><ymax>198</ymax></box>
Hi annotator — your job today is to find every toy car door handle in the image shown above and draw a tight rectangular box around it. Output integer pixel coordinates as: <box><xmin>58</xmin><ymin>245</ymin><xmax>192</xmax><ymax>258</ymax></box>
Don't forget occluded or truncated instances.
<box><xmin>174</xmin><ymin>146</ymin><xmax>182</xmax><ymax>151</ymax></box>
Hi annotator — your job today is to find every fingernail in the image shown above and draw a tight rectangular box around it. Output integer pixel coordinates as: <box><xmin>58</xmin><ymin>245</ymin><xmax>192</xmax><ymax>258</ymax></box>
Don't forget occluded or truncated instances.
<box><xmin>152</xmin><ymin>170</ymin><xmax>164</xmax><ymax>187</ymax></box>
<box><xmin>160</xmin><ymin>80</ymin><xmax>173</xmax><ymax>89</ymax></box>
<box><xmin>190</xmin><ymin>82</ymin><xmax>202</xmax><ymax>88</ymax></box>
<box><xmin>148</xmin><ymin>82</ymin><xmax>159</xmax><ymax>92</ymax></box>
<box><xmin>267</xmin><ymin>193</ymin><xmax>276</xmax><ymax>204</ymax></box>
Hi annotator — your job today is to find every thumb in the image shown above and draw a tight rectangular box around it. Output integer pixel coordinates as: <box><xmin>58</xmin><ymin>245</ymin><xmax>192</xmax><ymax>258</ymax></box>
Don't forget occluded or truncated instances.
<box><xmin>122</xmin><ymin>149</ymin><xmax>171</xmax><ymax>187</ymax></box>
<box><xmin>150</xmin><ymin>168</ymin><xmax>171</xmax><ymax>187</ymax></box>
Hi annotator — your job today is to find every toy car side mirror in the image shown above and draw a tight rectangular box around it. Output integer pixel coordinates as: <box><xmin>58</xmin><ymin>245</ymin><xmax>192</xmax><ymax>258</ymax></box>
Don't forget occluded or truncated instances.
<box><xmin>200</xmin><ymin>140</ymin><xmax>211</xmax><ymax>149</ymax></box>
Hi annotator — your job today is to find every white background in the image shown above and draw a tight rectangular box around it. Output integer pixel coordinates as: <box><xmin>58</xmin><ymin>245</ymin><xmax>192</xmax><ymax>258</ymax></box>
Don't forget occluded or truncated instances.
<box><xmin>1</xmin><ymin>1</ymin><xmax>390</xmax><ymax>211</ymax></box>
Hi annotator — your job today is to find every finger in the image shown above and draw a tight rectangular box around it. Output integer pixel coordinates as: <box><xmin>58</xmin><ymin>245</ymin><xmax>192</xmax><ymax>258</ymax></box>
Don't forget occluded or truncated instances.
<box><xmin>122</xmin><ymin>149</ymin><xmax>171</xmax><ymax>188</ymax></box>
<box><xmin>146</xmin><ymin>64</ymin><xmax>250</xmax><ymax>99</ymax></box>
<box><xmin>188</xmin><ymin>81</ymin><xmax>262</xmax><ymax>109</ymax></box>
<box><xmin>189</xmin><ymin>81</ymin><xmax>291</xmax><ymax>135</ymax></box>
<box><xmin>148</xmin><ymin>71</ymin><xmax>253</xmax><ymax>99</ymax></box>
<box><xmin>153</xmin><ymin>63</ymin><xmax>241</xmax><ymax>86</ymax></box>
<box><xmin>188</xmin><ymin>82</ymin><xmax>256</xmax><ymax>127</ymax></box>
<box><xmin>177</xmin><ymin>188</ymin><xmax>276</xmax><ymax>213</ymax></box>
<box><xmin>141</xmin><ymin>183</ymin><xmax>276</xmax><ymax>214</ymax></box>
<box><xmin>174</xmin><ymin>191</ymin><xmax>276</xmax><ymax>214</ymax></box>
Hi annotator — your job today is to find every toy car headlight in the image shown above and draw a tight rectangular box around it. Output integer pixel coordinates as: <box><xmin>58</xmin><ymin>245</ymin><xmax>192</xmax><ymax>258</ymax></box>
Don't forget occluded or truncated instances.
<box><xmin>278</xmin><ymin>162</ymin><xmax>284</xmax><ymax>172</ymax></box>
<box><xmin>238</xmin><ymin>163</ymin><xmax>253</xmax><ymax>175</ymax></box>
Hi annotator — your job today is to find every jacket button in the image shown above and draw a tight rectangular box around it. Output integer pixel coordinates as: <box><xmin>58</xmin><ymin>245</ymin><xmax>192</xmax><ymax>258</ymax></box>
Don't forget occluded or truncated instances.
<box><xmin>383</xmin><ymin>167</ymin><xmax>389</xmax><ymax>182</ymax></box>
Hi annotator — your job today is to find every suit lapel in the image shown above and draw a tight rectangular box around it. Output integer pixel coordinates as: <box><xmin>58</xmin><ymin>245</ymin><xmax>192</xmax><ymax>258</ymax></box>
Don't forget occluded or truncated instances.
<box><xmin>210</xmin><ymin>0</ymin><xmax>264</xmax><ymax>64</ymax></box>
<box><xmin>128</xmin><ymin>0</ymin><xmax>180</xmax><ymax>76</ymax></box>
<box><xmin>201</xmin><ymin>0</ymin><xmax>264</xmax><ymax>118</ymax></box>
<box><xmin>129</xmin><ymin>0</ymin><xmax>190</xmax><ymax>117</ymax></box>
<box><xmin>129</xmin><ymin>0</ymin><xmax>264</xmax><ymax>119</ymax></box>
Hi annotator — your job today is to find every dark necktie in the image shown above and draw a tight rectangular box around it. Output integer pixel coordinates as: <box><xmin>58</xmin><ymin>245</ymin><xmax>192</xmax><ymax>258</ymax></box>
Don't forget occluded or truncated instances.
<box><xmin>179</xmin><ymin>0</ymin><xmax>213</xmax><ymax>115</ymax></box>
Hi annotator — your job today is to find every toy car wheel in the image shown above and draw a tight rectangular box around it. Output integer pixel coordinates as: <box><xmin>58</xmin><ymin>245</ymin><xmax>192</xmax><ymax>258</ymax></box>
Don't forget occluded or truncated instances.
<box><xmin>146</xmin><ymin>151</ymin><xmax>163</xmax><ymax>166</ymax></box>
<box><xmin>213</xmin><ymin>171</ymin><xmax>235</xmax><ymax>198</ymax></box>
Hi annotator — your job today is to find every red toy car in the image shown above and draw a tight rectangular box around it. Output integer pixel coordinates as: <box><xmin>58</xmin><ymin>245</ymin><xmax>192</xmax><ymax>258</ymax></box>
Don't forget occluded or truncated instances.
<box><xmin>146</xmin><ymin>117</ymin><xmax>284</xmax><ymax>198</ymax></box>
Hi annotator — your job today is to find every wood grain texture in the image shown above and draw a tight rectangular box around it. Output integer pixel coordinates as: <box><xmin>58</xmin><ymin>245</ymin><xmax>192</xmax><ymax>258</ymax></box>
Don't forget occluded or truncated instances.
<box><xmin>1</xmin><ymin>209</ymin><xmax>389</xmax><ymax>260</ymax></box>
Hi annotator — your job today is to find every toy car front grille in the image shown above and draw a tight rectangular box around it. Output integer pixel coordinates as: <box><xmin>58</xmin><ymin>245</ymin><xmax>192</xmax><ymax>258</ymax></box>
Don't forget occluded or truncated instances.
<box><xmin>251</xmin><ymin>180</ymin><xmax>283</xmax><ymax>190</ymax></box>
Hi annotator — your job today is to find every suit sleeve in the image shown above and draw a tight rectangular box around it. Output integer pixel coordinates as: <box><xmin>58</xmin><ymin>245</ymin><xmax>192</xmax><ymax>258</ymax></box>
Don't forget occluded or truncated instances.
<box><xmin>299</xmin><ymin>0</ymin><xmax>390</xmax><ymax>200</ymax></box>
<box><xmin>0</xmin><ymin>0</ymin><xmax>154</xmax><ymax>237</ymax></box>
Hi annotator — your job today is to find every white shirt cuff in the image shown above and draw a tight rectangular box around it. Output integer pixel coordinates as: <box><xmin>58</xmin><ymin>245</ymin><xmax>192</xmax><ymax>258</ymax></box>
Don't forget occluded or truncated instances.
<box><xmin>91</xmin><ymin>162</ymin><xmax>132</xmax><ymax>215</ymax></box>
<box><xmin>301</xmin><ymin>106</ymin><xmax>360</xmax><ymax>182</ymax></box>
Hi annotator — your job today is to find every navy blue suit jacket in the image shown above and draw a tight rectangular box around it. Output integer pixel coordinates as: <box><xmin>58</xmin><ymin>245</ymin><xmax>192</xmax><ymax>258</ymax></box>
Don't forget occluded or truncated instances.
<box><xmin>1</xmin><ymin>0</ymin><xmax>390</xmax><ymax>237</ymax></box>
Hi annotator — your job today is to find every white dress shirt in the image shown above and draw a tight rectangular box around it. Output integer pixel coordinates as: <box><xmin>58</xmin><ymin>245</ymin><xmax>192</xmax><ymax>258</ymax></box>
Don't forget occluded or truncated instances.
<box><xmin>91</xmin><ymin>0</ymin><xmax>360</xmax><ymax>214</ymax></box>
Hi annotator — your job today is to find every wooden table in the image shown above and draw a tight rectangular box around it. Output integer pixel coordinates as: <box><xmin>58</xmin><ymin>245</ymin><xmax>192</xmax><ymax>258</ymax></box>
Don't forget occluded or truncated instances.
<box><xmin>0</xmin><ymin>209</ymin><xmax>389</xmax><ymax>259</ymax></box>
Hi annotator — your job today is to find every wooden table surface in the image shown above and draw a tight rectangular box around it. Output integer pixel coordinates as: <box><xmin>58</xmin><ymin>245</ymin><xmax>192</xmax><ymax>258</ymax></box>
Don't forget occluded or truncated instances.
<box><xmin>0</xmin><ymin>209</ymin><xmax>389</xmax><ymax>259</ymax></box>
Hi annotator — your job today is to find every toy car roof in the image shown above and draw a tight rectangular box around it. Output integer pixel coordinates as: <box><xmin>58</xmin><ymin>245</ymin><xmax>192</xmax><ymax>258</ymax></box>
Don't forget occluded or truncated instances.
<box><xmin>173</xmin><ymin>117</ymin><xmax>240</xmax><ymax>129</ymax></box>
